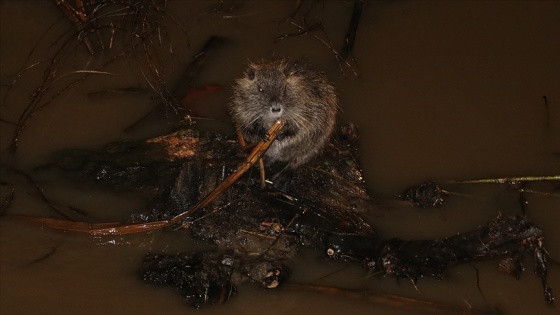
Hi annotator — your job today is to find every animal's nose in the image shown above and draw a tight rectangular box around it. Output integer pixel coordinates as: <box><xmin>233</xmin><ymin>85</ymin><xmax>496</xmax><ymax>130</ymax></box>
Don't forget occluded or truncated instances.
<box><xmin>271</xmin><ymin>102</ymin><xmax>282</xmax><ymax>112</ymax></box>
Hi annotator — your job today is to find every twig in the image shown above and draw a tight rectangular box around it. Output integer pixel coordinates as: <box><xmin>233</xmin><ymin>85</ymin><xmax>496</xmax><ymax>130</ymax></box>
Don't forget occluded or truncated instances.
<box><xmin>286</xmin><ymin>283</ymin><xmax>498</xmax><ymax>315</ymax></box>
<box><xmin>450</xmin><ymin>175</ymin><xmax>560</xmax><ymax>184</ymax></box>
<box><xmin>0</xmin><ymin>183</ymin><xmax>15</xmax><ymax>216</ymax></box>
<box><xmin>16</xmin><ymin>118</ymin><xmax>286</xmax><ymax>236</ymax></box>
<box><xmin>273</xmin><ymin>21</ymin><xmax>322</xmax><ymax>42</ymax></box>
<box><xmin>8</xmin><ymin>1</ymin><xmax>181</xmax><ymax>151</ymax></box>
<box><xmin>14</xmin><ymin>168</ymin><xmax>84</xmax><ymax>220</ymax></box>
<box><xmin>287</xmin><ymin>19</ymin><xmax>358</xmax><ymax>77</ymax></box>
<box><xmin>341</xmin><ymin>0</ymin><xmax>363</xmax><ymax>57</ymax></box>
<box><xmin>25</xmin><ymin>245</ymin><xmax>60</xmax><ymax>266</ymax></box>
<box><xmin>53</xmin><ymin>0</ymin><xmax>95</xmax><ymax>54</ymax></box>
<box><xmin>124</xmin><ymin>36</ymin><xmax>229</xmax><ymax>132</ymax></box>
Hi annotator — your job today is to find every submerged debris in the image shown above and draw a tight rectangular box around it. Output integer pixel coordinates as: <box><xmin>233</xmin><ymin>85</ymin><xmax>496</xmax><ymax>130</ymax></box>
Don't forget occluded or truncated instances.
<box><xmin>4</xmin><ymin>1</ymin><xmax>554</xmax><ymax>310</ymax></box>
<box><xmin>400</xmin><ymin>180</ymin><xmax>446</xmax><ymax>208</ymax></box>
<box><xmin>141</xmin><ymin>251</ymin><xmax>237</xmax><ymax>308</ymax></box>
<box><xmin>141</xmin><ymin>250</ymin><xmax>291</xmax><ymax>308</ymax></box>
<box><xmin>38</xmin><ymin>122</ymin><xmax>555</xmax><ymax>307</ymax></box>
<box><xmin>325</xmin><ymin>215</ymin><xmax>550</xmax><ymax>291</ymax></box>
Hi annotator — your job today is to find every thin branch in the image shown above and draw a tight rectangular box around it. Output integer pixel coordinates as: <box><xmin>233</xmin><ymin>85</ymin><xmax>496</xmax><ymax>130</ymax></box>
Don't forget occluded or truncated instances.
<box><xmin>450</xmin><ymin>175</ymin><xmax>560</xmax><ymax>184</ymax></box>
<box><xmin>16</xmin><ymin>118</ymin><xmax>286</xmax><ymax>236</ymax></box>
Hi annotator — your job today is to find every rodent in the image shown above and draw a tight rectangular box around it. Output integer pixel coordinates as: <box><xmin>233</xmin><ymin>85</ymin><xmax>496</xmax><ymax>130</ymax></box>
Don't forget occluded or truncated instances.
<box><xmin>229</xmin><ymin>58</ymin><xmax>338</xmax><ymax>190</ymax></box>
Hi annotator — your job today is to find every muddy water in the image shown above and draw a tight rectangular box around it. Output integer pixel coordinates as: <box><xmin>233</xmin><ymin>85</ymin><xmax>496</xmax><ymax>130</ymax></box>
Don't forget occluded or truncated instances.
<box><xmin>1</xmin><ymin>1</ymin><xmax>559</xmax><ymax>314</ymax></box>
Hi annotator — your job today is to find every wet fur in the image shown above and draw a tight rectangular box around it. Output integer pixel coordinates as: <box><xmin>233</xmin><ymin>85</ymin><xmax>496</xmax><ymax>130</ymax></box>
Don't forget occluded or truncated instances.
<box><xmin>230</xmin><ymin>58</ymin><xmax>338</xmax><ymax>188</ymax></box>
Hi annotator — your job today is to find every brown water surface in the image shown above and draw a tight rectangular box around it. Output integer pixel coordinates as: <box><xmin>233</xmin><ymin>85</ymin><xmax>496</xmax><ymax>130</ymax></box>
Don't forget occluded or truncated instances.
<box><xmin>1</xmin><ymin>1</ymin><xmax>559</xmax><ymax>315</ymax></box>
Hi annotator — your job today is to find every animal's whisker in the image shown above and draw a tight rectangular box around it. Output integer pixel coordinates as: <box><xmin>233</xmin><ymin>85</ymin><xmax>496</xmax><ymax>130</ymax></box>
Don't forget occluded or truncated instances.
<box><xmin>229</xmin><ymin>58</ymin><xmax>338</xmax><ymax>190</ymax></box>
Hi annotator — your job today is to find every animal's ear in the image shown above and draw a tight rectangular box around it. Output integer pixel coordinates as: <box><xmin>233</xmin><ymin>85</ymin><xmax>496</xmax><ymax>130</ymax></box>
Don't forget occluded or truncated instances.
<box><xmin>246</xmin><ymin>68</ymin><xmax>255</xmax><ymax>80</ymax></box>
<box><xmin>282</xmin><ymin>58</ymin><xmax>303</xmax><ymax>77</ymax></box>
<box><xmin>312</xmin><ymin>84</ymin><xmax>323</xmax><ymax>98</ymax></box>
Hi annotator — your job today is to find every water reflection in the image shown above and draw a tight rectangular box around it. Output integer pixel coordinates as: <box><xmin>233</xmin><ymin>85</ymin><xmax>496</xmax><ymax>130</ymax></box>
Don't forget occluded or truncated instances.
<box><xmin>1</xmin><ymin>1</ymin><xmax>559</xmax><ymax>315</ymax></box>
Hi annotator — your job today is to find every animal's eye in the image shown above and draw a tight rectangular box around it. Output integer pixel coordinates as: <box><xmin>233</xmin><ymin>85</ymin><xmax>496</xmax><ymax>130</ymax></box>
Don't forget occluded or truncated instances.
<box><xmin>258</xmin><ymin>86</ymin><xmax>264</xmax><ymax>93</ymax></box>
<box><xmin>312</xmin><ymin>84</ymin><xmax>322</xmax><ymax>97</ymax></box>
<box><xmin>247</xmin><ymin>69</ymin><xmax>255</xmax><ymax>80</ymax></box>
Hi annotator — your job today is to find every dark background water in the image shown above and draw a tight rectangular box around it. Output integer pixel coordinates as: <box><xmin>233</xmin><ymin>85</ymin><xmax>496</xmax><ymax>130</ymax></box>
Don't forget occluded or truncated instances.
<box><xmin>1</xmin><ymin>1</ymin><xmax>559</xmax><ymax>314</ymax></box>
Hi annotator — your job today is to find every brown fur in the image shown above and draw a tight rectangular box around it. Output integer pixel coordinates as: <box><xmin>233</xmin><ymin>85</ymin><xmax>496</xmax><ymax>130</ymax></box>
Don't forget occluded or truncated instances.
<box><xmin>229</xmin><ymin>58</ymin><xmax>338</xmax><ymax>188</ymax></box>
